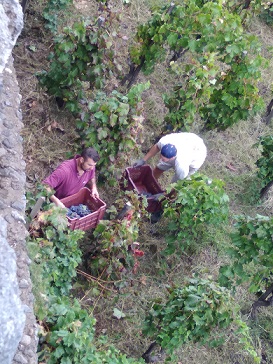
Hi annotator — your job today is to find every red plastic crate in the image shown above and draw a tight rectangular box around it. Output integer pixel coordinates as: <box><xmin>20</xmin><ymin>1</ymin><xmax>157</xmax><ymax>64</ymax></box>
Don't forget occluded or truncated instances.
<box><xmin>60</xmin><ymin>188</ymin><xmax>106</xmax><ymax>231</ymax></box>
<box><xmin>121</xmin><ymin>166</ymin><xmax>165</xmax><ymax>213</ymax></box>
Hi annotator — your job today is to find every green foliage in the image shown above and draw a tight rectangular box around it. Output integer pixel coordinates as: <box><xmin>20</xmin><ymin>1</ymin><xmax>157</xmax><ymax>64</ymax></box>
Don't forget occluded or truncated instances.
<box><xmin>219</xmin><ymin>214</ymin><xmax>273</xmax><ymax>293</ymax></box>
<box><xmin>199</xmin><ymin>55</ymin><xmax>264</xmax><ymax>131</ymax></box>
<box><xmin>250</xmin><ymin>314</ymin><xmax>273</xmax><ymax>361</ymax></box>
<box><xmin>256</xmin><ymin>135</ymin><xmax>273</xmax><ymax>189</ymax></box>
<box><xmin>77</xmin><ymin>83</ymin><xmax>150</xmax><ymax>184</ymax></box>
<box><xmin>142</xmin><ymin>277</ymin><xmax>259</xmax><ymax>362</ymax></box>
<box><xmin>259</xmin><ymin>3</ymin><xmax>273</xmax><ymax>25</ymax></box>
<box><xmin>162</xmin><ymin>174</ymin><xmax>229</xmax><ymax>255</ymax></box>
<box><xmin>129</xmin><ymin>1</ymin><xmax>264</xmax><ymax>131</ymax></box>
<box><xmin>25</xmin><ymin>183</ymin><xmax>53</xmax><ymax>222</ymax></box>
<box><xmin>89</xmin><ymin>192</ymin><xmax>147</xmax><ymax>281</ymax></box>
<box><xmin>43</xmin><ymin>0</ymin><xmax>73</xmax><ymax>34</ymax></box>
<box><xmin>39</xmin><ymin>7</ymin><xmax>149</xmax><ymax>183</ymax></box>
<box><xmin>28</xmin><ymin>206</ymin><xmax>84</xmax><ymax>296</ymax></box>
<box><xmin>38</xmin><ymin>18</ymin><xmax>115</xmax><ymax>112</ymax></box>
<box><xmin>195</xmin><ymin>0</ymin><xmax>266</xmax><ymax>23</ymax></box>
<box><xmin>166</xmin><ymin>52</ymin><xmax>264</xmax><ymax>131</ymax></box>
<box><xmin>27</xmin><ymin>198</ymin><xmax>144</xmax><ymax>363</ymax></box>
<box><xmin>39</xmin><ymin>295</ymin><xmax>144</xmax><ymax>364</ymax></box>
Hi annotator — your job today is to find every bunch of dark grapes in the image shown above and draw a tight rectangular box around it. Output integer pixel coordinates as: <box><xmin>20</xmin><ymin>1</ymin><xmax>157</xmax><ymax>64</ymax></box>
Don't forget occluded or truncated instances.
<box><xmin>67</xmin><ymin>204</ymin><xmax>93</xmax><ymax>219</ymax></box>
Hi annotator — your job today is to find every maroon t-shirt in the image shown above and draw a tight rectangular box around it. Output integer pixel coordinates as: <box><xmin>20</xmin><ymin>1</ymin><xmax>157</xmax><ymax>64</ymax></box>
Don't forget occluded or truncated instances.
<box><xmin>43</xmin><ymin>155</ymin><xmax>95</xmax><ymax>199</ymax></box>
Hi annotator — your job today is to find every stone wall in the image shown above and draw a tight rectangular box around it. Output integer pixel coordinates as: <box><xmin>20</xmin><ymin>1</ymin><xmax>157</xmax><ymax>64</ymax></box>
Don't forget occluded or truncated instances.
<box><xmin>0</xmin><ymin>0</ymin><xmax>37</xmax><ymax>363</ymax></box>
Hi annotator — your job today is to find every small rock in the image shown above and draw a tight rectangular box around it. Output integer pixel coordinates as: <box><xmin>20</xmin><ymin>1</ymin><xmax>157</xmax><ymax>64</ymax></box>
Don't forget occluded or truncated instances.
<box><xmin>11</xmin><ymin>201</ymin><xmax>25</xmax><ymax>211</ymax></box>
<box><xmin>3</xmin><ymin>119</ymin><xmax>13</xmax><ymax>129</ymax></box>
<box><xmin>24</xmin><ymin>349</ymin><xmax>36</xmax><ymax>358</ymax></box>
<box><xmin>11</xmin><ymin>210</ymin><xmax>26</xmax><ymax>223</ymax></box>
<box><xmin>0</xmin><ymin>200</ymin><xmax>6</xmax><ymax>209</ymax></box>
<box><xmin>13</xmin><ymin>352</ymin><xmax>28</xmax><ymax>364</ymax></box>
<box><xmin>0</xmin><ymin>168</ymin><xmax>10</xmax><ymax>177</ymax></box>
<box><xmin>4</xmin><ymin>214</ymin><xmax>13</xmax><ymax>223</ymax></box>
<box><xmin>0</xmin><ymin>147</ymin><xmax>7</xmax><ymax>157</ymax></box>
<box><xmin>17</xmin><ymin>260</ymin><xmax>26</xmax><ymax>269</ymax></box>
<box><xmin>4</xmin><ymin>100</ymin><xmax>12</xmax><ymax>107</ymax></box>
<box><xmin>0</xmin><ymin>217</ymin><xmax>7</xmax><ymax>237</ymax></box>
<box><xmin>17</xmin><ymin>268</ymin><xmax>25</xmax><ymax>278</ymax></box>
<box><xmin>11</xmin><ymin>180</ymin><xmax>21</xmax><ymax>190</ymax></box>
<box><xmin>3</xmin><ymin>137</ymin><xmax>16</xmax><ymax>149</ymax></box>
<box><xmin>16</xmin><ymin>109</ymin><xmax>22</xmax><ymax>119</ymax></box>
<box><xmin>22</xmin><ymin>305</ymin><xmax>32</xmax><ymax>313</ymax></box>
<box><xmin>21</xmin><ymin>335</ymin><xmax>32</xmax><ymax>346</ymax></box>
<box><xmin>19</xmin><ymin>279</ymin><xmax>29</xmax><ymax>289</ymax></box>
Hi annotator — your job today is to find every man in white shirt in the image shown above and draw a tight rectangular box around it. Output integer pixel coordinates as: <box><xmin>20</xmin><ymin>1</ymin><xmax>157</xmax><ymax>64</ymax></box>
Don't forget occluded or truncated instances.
<box><xmin>134</xmin><ymin>132</ymin><xmax>207</xmax><ymax>182</ymax></box>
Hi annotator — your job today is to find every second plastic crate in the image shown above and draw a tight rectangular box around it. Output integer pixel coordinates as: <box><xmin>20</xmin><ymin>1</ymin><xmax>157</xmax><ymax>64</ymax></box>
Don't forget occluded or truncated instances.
<box><xmin>121</xmin><ymin>165</ymin><xmax>165</xmax><ymax>213</ymax></box>
<box><xmin>60</xmin><ymin>187</ymin><xmax>106</xmax><ymax>231</ymax></box>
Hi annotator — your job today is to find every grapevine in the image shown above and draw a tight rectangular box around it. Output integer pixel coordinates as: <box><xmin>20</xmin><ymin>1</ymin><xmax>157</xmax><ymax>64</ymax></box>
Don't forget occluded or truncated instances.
<box><xmin>38</xmin><ymin>17</ymin><xmax>116</xmax><ymax>113</ymax></box>
<box><xmin>77</xmin><ymin>83</ymin><xmax>149</xmax><ymax>185</ymax></box>
<box><xmin>87</xmin><ymin>191</ymin><xmax>148</xmax><ymax>282</ymax></box>
<box><xmin>142</xmin><ymin>276</ymin><xmax>259</xmax><ymax>362</ymax></box>
<box><xmin>219</xmin><ymin>214</ymin><xmax>273</xmax><ymax>317</ymax></box>
<box><xmin>162</xmin><ymin>174</ymin><xmax>229</xmax><ymax>255</ymax></box>
<box><xmin>255</xmin><ymin>135</ymin><xmax>273</xmax><ymax>194</ymax></box>
<box><xmin>128</xmin><ymin>1</ymin><xmax>265</xmax><ymax>131</ymax></box>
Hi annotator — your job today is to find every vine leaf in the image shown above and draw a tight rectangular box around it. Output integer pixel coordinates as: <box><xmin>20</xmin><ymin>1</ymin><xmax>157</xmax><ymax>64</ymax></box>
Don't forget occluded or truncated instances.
<box><xmin>113</xmin><ymin>308</ymin><xmax>126</xmax><ymax>320</ymax></box>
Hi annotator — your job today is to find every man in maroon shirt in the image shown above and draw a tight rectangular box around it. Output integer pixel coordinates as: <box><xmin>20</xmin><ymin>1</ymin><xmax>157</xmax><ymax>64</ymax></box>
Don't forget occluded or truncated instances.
<box><xmin>43</xmin><ymin>147</ymin><xmax>100</xmax><ymax>208</ymax></box>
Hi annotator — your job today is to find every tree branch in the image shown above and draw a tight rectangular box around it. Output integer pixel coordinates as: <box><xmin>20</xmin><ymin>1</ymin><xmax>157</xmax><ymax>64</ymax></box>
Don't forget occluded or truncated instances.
<box><xmin>251</xmin><ymin>282</ymin><xmax>273</xmax><ymax>319</ymax></box>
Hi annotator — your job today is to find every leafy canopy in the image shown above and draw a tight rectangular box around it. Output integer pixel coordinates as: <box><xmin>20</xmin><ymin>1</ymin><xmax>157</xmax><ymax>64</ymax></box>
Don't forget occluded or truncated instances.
<box><xmin>143</xmin><ymin>276</ymin><xmax>259</xmax><ymax>362</ymax></box>
<box><xmin>163</xmin><ymin>174</ymin><xmax>229</xmax><ymax>255</ymax></box>
<box><xmin>219</xmin><ymin>214</ymin><xmax>273</xmax><ymax>293</ymax></box>
<box><xmin>130</xmin><ymin>0</ymin><xmax>265</xmax><ymax>131</ymax></box>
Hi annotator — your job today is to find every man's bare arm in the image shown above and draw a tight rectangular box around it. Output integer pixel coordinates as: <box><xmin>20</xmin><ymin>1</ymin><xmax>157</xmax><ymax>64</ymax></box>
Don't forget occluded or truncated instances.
<box><xmin>44</xmin><ymin>185</ymin><xmax>66</xmax><ymax>208</ymax></box>
<box><xmin>143</xmin><ymin>144</ymin><xmax>160</xmax><ymax>162</ymax></box>
<box><xmin>86</xmin><ymin>177</ymin><xmax>99</xmax><ymax>198</ymax></box>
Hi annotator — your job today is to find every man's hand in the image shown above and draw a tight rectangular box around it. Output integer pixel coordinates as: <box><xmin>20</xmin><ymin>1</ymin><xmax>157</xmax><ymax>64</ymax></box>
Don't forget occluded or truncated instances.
<box><xmin>91</xmin><ymin>186</ymin><xmax>99</xmax><ymax>199</ymax></box>
<box><xmin>133</xmin><ymin>159</ymin><xmax>146</xmax><ymax>168</ymax></box>
<box><xmin>55</xmin><ymin>200</ymin><xmax>66</xmax><ymax>209</ymax></box>
<box><xmin>151</xmin><ymin>193</ymin><xmax>165</xmax><ymax>201</ymax></box>
<box><xmin>49</xmin><ymin>193</ymin><xmax>66</xmax><ymax>209</ymax></box>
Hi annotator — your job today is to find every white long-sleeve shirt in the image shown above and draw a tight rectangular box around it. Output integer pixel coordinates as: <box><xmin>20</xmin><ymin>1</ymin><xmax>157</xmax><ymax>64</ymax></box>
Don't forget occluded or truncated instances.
<box><xmin>157</xmin><ymin>132</ymin><xmax>207</xmax><ymax>180</ymax></box>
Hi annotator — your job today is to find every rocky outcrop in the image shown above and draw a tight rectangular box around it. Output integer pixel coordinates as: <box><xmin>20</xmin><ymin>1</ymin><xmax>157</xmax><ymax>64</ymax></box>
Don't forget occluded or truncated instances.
<box><xmin>0</xmin><ymin>219</ymin><xmax>25</xmax><ymax>364</ymax></box>
<box><xmin>0</xmin><ymin>0</ymin><xmax>23</xmax><ymax>74</ymax></box>
<box><xmin>0</xmin><ymin>1</ymin><xmax>38</xmax><ymax>363</ymax></box>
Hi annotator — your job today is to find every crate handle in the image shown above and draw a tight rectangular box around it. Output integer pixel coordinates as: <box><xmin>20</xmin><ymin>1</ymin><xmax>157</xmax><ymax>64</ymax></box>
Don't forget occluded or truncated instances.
<box><xmin>124</xmin><ymin>169</ymin><xmax>135</xmax><ymax>190</ymax></box>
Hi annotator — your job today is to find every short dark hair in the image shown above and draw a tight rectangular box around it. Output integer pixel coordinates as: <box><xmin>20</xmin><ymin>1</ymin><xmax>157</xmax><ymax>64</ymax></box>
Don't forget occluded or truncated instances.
<box><xmin>81</xmin><ymin>147</ymin><xmax>100</xmax><ymax>162</ymax></box>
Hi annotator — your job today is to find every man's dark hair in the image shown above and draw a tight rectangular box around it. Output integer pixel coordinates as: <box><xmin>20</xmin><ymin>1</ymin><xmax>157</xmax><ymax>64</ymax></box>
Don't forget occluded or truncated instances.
<box><xmin>81</xmin><ymin>147</ymin><xmax>100</xmax><ymax>162</ymax></box>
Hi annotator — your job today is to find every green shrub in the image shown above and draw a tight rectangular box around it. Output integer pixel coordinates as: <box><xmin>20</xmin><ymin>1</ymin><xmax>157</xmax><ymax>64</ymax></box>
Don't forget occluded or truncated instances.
<box><xmin>143</xmin><ymin>276</ymin><xmax>259</xmax><ymax>362</ymax></box>
<box><xmin>256</xmin><ymin>135</ymin><xmax>273</xmax><ymax>189</ymax></box>
<box><xmin>43</xmin><ymin>0</ymin><xmax>73</xmax><ymax>34</ymax></box>
<box><xmin>28</xmin><ymin>206</ymin><xmax>84</xmax><ymax>296</ymax></box>
<box><xmin>77</xmin><ymin>83</ymin><xmax>150</xmax><ymax>184</ymax></box>
<box><xmin>163</xmin><ymin>174</ymin><xmax>229</xmax><ymax>255</ymax></box>
<box><xmin>219</xmin><ymin>214</ymin><xmax>273</xmax><ymax>293</ymax></box>
<box><xmin>39</xmin><ymin>295</ymin><xmax>144</xmax><ymax>364</ymax></box>
<box><xmin>38</xmin><ymin>19</ymin><xmax>113</xmax><ymax>112</ymax></box>
<box><xmin>89</xmin><ymin>191</ymin><xmax>148</xmax><ymax>282</ymax></box>
<box><xmin>129</xmin><ymin>1</ymin><xmax>264</xmax><ymax>131</ymax></box>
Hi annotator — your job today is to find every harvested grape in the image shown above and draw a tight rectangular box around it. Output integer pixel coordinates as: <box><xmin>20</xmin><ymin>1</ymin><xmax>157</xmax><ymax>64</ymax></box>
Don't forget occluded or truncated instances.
<box><xmin>67</xmin><ymin>204</ymin><xmax>92</xmax><ymax>218</ymax></box>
